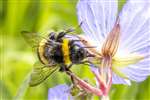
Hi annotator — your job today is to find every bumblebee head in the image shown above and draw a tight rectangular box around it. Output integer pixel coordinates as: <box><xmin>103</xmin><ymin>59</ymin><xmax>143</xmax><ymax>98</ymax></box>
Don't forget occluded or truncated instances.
<box><xmin>78</xmin><ymin>48</ymin><xmax>87</xmax><ymax>58</ymax></box>
<box><xmin>76</xmin><ymin>45</ymin><xmax>96</xmax><ymax>60</ymax></box>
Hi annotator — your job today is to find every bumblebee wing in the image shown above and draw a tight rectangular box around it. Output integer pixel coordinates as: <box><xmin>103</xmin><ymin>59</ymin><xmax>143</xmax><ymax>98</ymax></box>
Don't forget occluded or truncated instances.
<box><xmin>21</xmin><ymin>31</ymin><xmax>43</xmax><ymax>48</ymax></box>
<box><xmin>29</xmin><ymin>62</ymin><xmax>58</xmax><ymax>87</ymax></box>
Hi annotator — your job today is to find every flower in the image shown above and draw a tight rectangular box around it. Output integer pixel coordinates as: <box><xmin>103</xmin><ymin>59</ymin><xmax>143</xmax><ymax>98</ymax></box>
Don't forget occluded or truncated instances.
<box><xmin>77</xmin><ymin>0</ymin><xmax>150</xmax><ymax>96</ymax></box>
<box><xmin>48</xmin><ymin>82</ymin><xmax>93</xmax><ymax>100</ymax></box>
<box><xmin>48</xmin><ymin>84</ymin><xmax>73</xmax><ymax>100</ymax></box>
<box><xmin>48</xmin><ymin>0</ymin><xmax>150</xmax><ymax>99</ymax></box>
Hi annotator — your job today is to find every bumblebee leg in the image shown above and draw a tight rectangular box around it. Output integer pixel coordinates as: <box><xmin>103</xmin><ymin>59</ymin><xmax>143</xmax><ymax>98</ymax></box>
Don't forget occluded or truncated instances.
<box><xmin>65</xmin><ymin>28</ymin><xmax>75</xmax><ymax>33</ymax></box>
<box><xmin>59</xmin><ymin>65</ymin><xmax>65</xmax><ymax>72</ymax></box>
<box><xmin>65</xmin><ymin>21</ymin><xmax>83</xmax><ymax>34</ymax></box>
<box><xmin>59</xmin><ymin>64</ymin><xmax>70</xmax><ymax>72</ymax></box>
<box><xmin>82</xmin><ymin>60</ymin><xmax>93</xmax><ymax>64</ymax></box>
<box><xmin>67</xmin><ymin>64</ymin><xmax>73</xmax><ymax>69</ymax></box>
<box><xmin>71</xmin><ymin>43</ymin><xmax>81</xmax><ymax>48</ymax></box>
<box><xmin>57</xmin><ymin>32</ymin><xmax>66</xmax><ymax>40</ymax></box>
<box><xmin>45</xmin><ymin>63</ymin><xmax>56</xmax><ymax>67</ymax></box>
<box><xmin>77</xmin><ymin>60</ymin><xmax>93</xmax><ymax>66</ymax></box>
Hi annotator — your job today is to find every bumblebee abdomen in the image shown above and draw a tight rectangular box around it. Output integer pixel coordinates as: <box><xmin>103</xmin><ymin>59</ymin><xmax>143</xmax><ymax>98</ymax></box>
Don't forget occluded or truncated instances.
<box><xmin>51</xmin><ymin>45</ymin><xmax>64</xmax><ymax>63</ymax></box>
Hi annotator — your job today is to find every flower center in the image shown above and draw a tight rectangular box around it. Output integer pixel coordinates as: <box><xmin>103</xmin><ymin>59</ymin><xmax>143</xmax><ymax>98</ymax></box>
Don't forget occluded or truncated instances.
<box><xmin>98</xmin><ymin>19</ymin><xmax>120</xmax><ymax>95</ymax></box>
<box><xmin>100</xmin><ymin>18</ymin><xmax>120</xmax><ymax>76</ymax></box>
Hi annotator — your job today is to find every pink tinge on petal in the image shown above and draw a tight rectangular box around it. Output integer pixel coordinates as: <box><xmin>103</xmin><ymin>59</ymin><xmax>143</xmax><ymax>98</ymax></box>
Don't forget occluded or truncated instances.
<box><xmin>91</xmin><ymin>66</ymin><xmax>113</xmax><ymax>95</ymax></box>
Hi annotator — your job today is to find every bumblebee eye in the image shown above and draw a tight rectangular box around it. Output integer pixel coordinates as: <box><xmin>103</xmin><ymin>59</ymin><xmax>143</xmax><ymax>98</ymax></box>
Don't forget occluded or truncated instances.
<box><xmin>78</xmin><ymin>48</ymin><xmax>84</xmax><ymax>55</ymax></box>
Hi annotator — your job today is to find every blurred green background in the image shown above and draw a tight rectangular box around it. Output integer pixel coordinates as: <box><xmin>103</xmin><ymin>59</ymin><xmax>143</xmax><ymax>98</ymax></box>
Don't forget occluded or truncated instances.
<box><xmin>1</xmin><ymin>0</ymin><xmax>150</xmax><ymax>100</ymax></box>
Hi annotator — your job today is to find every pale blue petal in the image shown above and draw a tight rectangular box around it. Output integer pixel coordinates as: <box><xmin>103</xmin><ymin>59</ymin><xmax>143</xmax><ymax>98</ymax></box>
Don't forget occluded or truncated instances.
<box><xmin>120</xmin><ymin>58</ymin><xmax>150</xmax><ymax>82</ymax></box>
<box><xmin>112</xmin><ymin>72</ymin><xmax>131</xmax><ymax>85</ymax></box>
<box><xmin>48</xmin><ymin>84</ymin><xmax>73</xmax><ymax>100</ymax></box>
<box><xmin>114</xmin><ymin>55</ymin><xmax>150</xmax><ymax>82</ymax></box>
<box><xmin>90</xmin><ymin>65</ymin><xmax>99</xmax><ymax>75</ymax></box>
<box><xmin>117</xmin><ymin>0</ymin><xmax>150</xmax><ymax>82</ymax></box>
<box><xmin>121</xmin><ymin>67</ymin><xmax>148</xmax><ymax>82</ymax></box>
<box><xmin>77</xmin><ymin>0</ymin><xmax>118</xmax><ymax>49</ymax></box>
<box><xmin>118</xmin><ymin>0</ymin><xmax>150</xmax><ymax>53</ymax></box>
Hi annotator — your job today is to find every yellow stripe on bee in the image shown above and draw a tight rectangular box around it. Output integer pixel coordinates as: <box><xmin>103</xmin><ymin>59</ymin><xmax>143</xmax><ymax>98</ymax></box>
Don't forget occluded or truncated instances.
<box><xmin>38</xmin><ymin>39</ymin><xmax>49</xmax><ymax>64</ymax></box>
<box><xmin>62</xmin><ymin>38</ymin><xmax>71</xmax><ymax>65</ymax></box>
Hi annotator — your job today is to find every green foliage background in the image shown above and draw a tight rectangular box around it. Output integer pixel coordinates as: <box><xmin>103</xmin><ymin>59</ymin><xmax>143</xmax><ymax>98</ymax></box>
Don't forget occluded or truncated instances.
<box><xmin>1</xmin><ymin>0</ymin><xmax>150</xmax><ymax>100</ymax></box>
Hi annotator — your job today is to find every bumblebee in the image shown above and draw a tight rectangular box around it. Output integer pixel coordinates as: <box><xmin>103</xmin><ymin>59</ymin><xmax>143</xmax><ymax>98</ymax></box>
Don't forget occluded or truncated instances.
<box><xmin>22</xmin><ymin>29</ymin><xmax>94</xmax><ymax>86</ymax></box>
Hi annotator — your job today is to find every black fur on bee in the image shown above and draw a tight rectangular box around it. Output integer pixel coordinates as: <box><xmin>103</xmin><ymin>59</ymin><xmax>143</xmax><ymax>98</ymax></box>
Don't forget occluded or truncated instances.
<box><xmin>38</xmin><ymin>30</ymin><xmax>92</xmax><ymax>72</ymax></box>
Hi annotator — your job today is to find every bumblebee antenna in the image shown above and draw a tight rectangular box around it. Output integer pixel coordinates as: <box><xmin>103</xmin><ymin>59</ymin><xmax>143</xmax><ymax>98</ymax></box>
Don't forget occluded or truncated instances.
<box><xmin>81</xmin><ymin>46</ymin><xmax>96</xmax><ymax>48</ymax></box>
<box><xmin>78</xmin><ymin>21</ymin><xmax>83</xmax><ymax>28</ymax></box>
<box><xmin>64</xmin><ymin>21</ymin><xmax>84</xmax><ymax>34</ymax></box>
<box><xmin>65</xmin><ymin>28</ymin><xmax>75</xmax><ymax>33</ymax></box>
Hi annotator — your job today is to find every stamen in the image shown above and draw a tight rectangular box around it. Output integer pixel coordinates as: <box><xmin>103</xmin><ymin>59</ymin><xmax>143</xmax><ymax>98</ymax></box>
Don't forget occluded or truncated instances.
<box><xmin>101</xmin><ymin>18</ymin><xmax>120</xmax><ymax>57</ymax></box>
<box><xmin>98</xmin><ymin>18</ymin><xmax>120</xmax><ymax>95</ymax></box>
<box><xmin>99</xmin><ymin>56</ymin><xmax>112</xmax><ymax>95</ymax></box>
<box><xmin>66</xmin><ymin>71</ymin><xmax>103</xmax><ymax>96</ymax></box>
